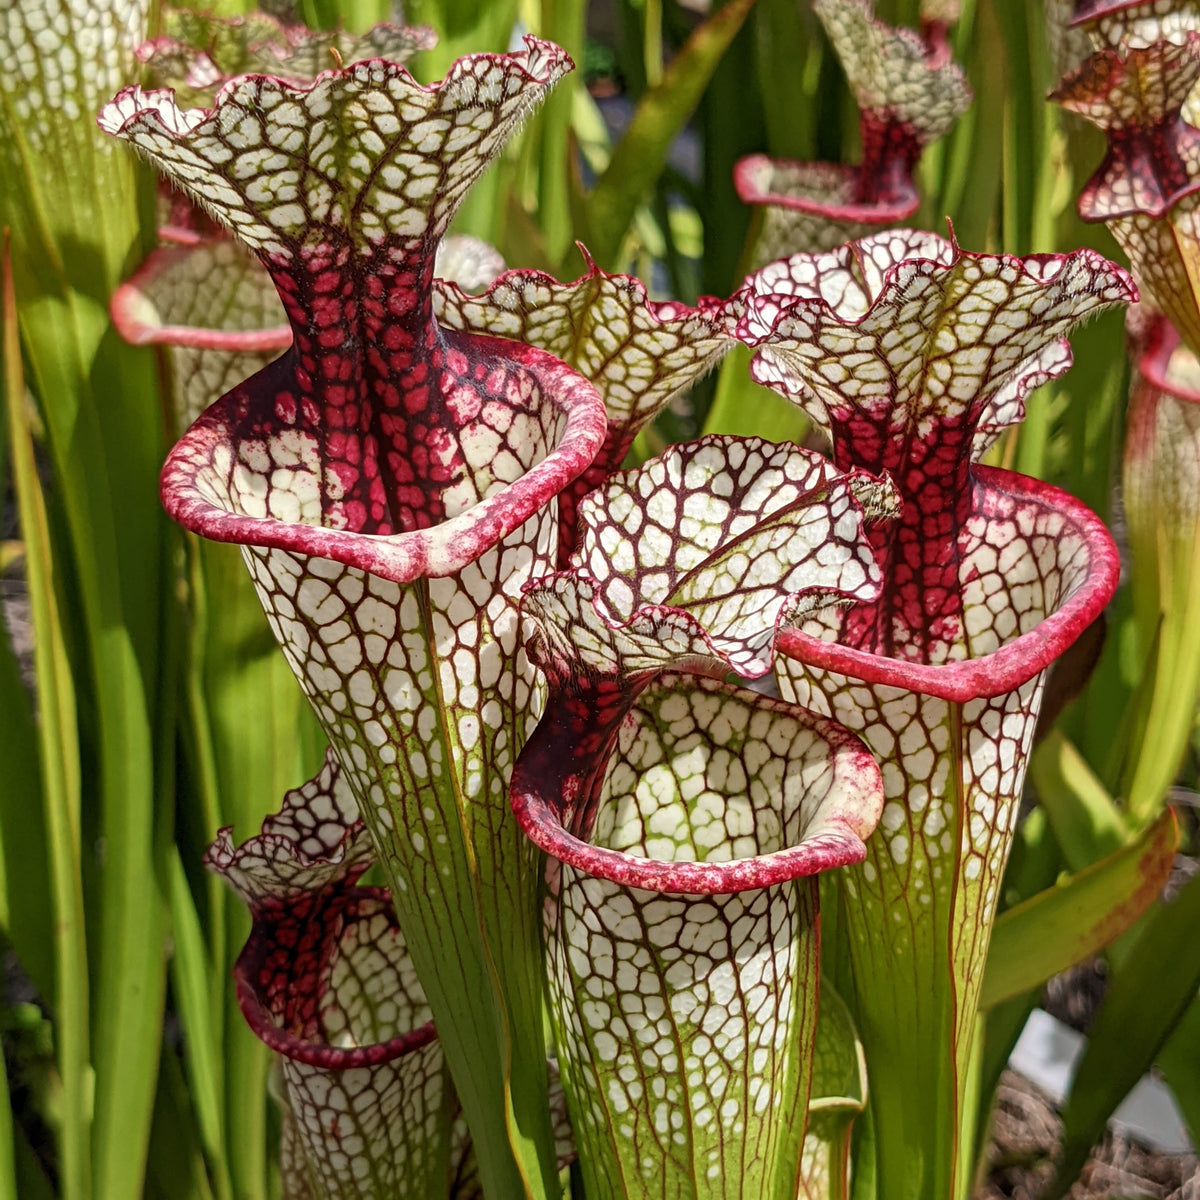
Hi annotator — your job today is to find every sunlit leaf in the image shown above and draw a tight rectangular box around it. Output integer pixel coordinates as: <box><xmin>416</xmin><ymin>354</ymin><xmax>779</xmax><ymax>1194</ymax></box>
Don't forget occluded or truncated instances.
<box><xmin>0</xmin><ymin>3</ymin><xmax>172</xmax><ymax>1191</ymax></box>
<box><xmin>1155</xmin><ymin>992</ymin><xmax>1200</xmax><ymax>1143</ymax></box>
<box><xmin>980</xmin><ymin>807</ymin><xmax>1177</xmax><ymax>1008</ymax></box>
<box><xmin>1029</xmin><ymin>729</ymin><xmax>1129</xmax><ymax>871</ymax></box>
<box><xmin>582</xmin><ymin>0</ymin><xmax>758</xmax><ymax>267</ymax></box>
<box><xmin>2</xmin><ymin>240</ymin><xmax>89</xmax><ymax>1200</ymax></box>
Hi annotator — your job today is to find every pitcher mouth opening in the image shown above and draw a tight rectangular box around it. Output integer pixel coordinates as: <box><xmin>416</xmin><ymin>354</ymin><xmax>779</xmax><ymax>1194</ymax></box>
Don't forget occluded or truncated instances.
<box><xmin>160</xmin><ymin>331</ymin><xmax>606</xmax><ymax>583</ymax></box>
<box><xmin>1136</xmin><ymin>314</ymin><xmax>1200</xmax><ymax>401</ymax></box>
<box><xmin>733</xmin><ymin>155</ymin><xmax>921</xmax><ymax>225</ymax></box>
<box><xmin>512</xmin><ymin>676</ymin><xmax>883</xmax><ymax>896</ymax></box>
<box><xmin>233</xmin><ymin>886</ymin><xmax>438</xmax><ymax>1070</ymax></box>
<box><xmin>775</xmin><ymin>466</ymin><xmax>1120</xmax><ymax>703</ymax></box>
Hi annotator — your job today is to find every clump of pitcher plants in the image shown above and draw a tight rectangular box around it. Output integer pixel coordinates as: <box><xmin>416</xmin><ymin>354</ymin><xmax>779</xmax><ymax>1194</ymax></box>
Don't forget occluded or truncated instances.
<box><xmin>1052</xmin><ymin>0</ymin><xmax>1200</xmax><ymax>824</ymax></box>
<box><xmin>84</xmin><ymin>4</ymin><xmax>1175</xmax><ymax>1199</ymax></box>
<box><xmin>734</xmin><ymin>0</ymin><xmax>972</xmax><ymax>261</ymax></box>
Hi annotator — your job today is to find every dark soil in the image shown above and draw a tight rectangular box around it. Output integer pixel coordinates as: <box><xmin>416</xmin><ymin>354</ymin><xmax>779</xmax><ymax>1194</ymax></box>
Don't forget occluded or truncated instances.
<box><xmin>977</xmin><ymin>1070</ymin><xmax>1198</xmax><ymax>1200</ymax></box>
<box><xmin>1043</xmin><ymin>959</ymin><xmax>1110</xmax><ymax>1035</ymax></box>
<box><xmin>979</xmin><ymin>929</ymin><xmax>1198</xmax><ymax>1198</ymax></box>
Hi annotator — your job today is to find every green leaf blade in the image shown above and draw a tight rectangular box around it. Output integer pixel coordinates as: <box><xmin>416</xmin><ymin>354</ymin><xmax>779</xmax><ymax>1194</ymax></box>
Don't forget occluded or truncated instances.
<box><xmin>583</xmin><ymin>0</ymin><xmax>758</xmax><ymax>267</ymax></box>
<box><xmin>3</xmin><ymin>236</ymin><xmax>90</xmax><ymax>1200</ymax></box>
<box><xmin>0</xmin><ymin>587</ymin><xmax>52</xmax><ymax>997</ymax></box>
<box><xmin>980</xmin><ymin>808</ymin><xmax>1178</xmax><ymax>1010</ymax></box>
<box><xmin>1029</xmin><ymin>731</ymin><xmax>1129</xmax><ymax>875</ymax></box>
